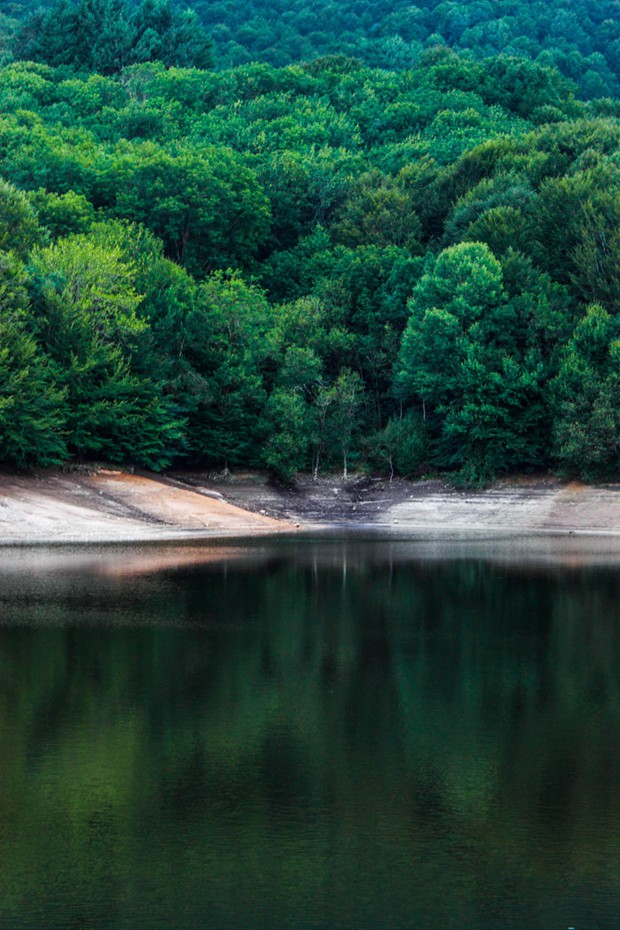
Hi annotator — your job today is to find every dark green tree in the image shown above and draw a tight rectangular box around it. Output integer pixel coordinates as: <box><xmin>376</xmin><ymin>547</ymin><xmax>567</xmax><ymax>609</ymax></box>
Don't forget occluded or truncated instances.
<box><xmin>0</xmin><ymin>252</ymin><xmax>67</xmax><ymax>467</ymax></box>
<box><xmin>29</xmin><ymin>234</ymin><xmax>183</xmax><ymax>468</ymax></box>
<box><xmin>552</xmin><ymin>305</ymin><xmax>620</xmax><ymax>478</ymax></box>
<box><xmin>396</xmin><ymin>242</ymin><xmax>548</xmax><ymax>482</ymax></box>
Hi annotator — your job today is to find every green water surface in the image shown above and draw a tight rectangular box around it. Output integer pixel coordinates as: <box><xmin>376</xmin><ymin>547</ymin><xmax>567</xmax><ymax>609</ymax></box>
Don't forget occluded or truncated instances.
<box><xmin>1</xmin><ymin>535</ymin><xmax>620</xmax><ymax>930</ymax></box>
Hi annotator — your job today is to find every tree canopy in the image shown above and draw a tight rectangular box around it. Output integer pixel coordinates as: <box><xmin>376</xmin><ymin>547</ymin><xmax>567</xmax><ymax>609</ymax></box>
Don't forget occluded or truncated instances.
<box><xmin>0</xmin><ymin>11</ymin><xmax>619</xmax><ymax>483</ymax></box>
<box><xmin>13</xmin><ymin>0</ymin><xmax>213</xmax><ymax>74</ymax></box>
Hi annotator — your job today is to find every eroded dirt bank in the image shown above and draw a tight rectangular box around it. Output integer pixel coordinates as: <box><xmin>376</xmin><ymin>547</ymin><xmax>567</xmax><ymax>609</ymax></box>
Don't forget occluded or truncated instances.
<box><xmin>174</xmin><ymin>471</ymin><xmax>620</xmax><ymax>536</ymax></box>
<box><xmin>0</xmin><ymin>470</ymin><xmax>287</xmax><ymax>544</ymax></box>
<box><xmin>4</xmin><ymin>469</ymin><xmax>620</xmax><ymax>544</ymax></box>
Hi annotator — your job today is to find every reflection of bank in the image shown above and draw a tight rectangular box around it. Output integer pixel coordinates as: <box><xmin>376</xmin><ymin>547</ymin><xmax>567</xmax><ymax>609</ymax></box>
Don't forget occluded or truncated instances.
<box><xmin>1</xmin><ymin>543</ymin><xmax>620</xmax><ymax>928</ymax></box>
<box><xmin>4</xmin><ymin>529</ymin><xmax>620</xmax><ymax>586</ymax></box>
<box><xmin>0</xmin><ymin>535</ymin><xmax>620</xmax><ymax>930</ymax></box>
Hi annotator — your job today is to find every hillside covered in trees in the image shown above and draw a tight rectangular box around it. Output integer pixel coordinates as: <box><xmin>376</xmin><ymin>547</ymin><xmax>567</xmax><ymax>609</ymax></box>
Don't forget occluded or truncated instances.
<box><xmin>5</xmin><ymin>0</ymin><xmax>620</xmax><ymax>97</ymax></box>
<box><xmin>1</xmin><ymin>0</ymin><xmax>620</xmax><ymax>484</ymax></box>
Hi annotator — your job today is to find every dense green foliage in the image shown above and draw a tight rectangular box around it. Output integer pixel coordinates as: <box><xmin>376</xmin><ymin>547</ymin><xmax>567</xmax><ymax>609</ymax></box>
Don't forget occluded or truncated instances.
<box><xmin>11</xmin><ymin>0</ymin><xmax>213</xmax><ymax>73</ymax></box>
<box><xmin>202</xmin><ymin>0</ymin><xmax>620</xmax><ymax>99</ymax></box>
<box><xmin>8</xmin><ymin>0</ymin><xmax>620</xmax><ymax>98</ymax></box>
<box><xmin>1</xmin><ymin>22</ymin><xmax>620</xmax><ymax>481</ymax></box>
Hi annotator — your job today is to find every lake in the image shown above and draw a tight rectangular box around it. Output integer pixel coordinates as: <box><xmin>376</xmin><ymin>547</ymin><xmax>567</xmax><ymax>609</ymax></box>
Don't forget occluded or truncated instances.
<box><xmin>1</xmin><ymin>534</ymin><xmax>620</xmax><ymax>930</ymax></box>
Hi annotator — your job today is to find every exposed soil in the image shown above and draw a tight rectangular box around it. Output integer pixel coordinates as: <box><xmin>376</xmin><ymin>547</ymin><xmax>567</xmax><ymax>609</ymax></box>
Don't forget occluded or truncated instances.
<box><xmin>171</xmin><ymin>469</ymin><xmax>620</xmax><ymax>536</ymax></box>
<box><xmin>4</xmin><ymin>467</ymin><xmax>620</xmax><ymax>545</ymax></box>
<box><xmin>169</xmin><ymin>470</ymin><xmax>415</xmax><ymax>523</ymax></box>
<box><xmin>0</xmin><ymin>468</ymin><xmax>288</xmax><ymax>544</ymax></box>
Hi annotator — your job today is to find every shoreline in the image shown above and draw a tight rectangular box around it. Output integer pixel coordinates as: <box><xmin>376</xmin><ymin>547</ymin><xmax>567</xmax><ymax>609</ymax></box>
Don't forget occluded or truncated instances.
<box><xmin>4</xmin><ymin>469</ymin><xmax>620</xmax><ymax>545</ymax></box>
<box><xmin>0</xmin><ymin>469</ymin><xmax>293</xmax><ymax>546</ymax></box>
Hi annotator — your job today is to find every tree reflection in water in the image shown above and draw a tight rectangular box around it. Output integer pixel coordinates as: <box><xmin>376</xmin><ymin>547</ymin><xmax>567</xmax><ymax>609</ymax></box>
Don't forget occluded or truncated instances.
<box><xmin>0</xmin><ymin>537</ymin><xmax>619</xmax><ymax>929</ymax></box>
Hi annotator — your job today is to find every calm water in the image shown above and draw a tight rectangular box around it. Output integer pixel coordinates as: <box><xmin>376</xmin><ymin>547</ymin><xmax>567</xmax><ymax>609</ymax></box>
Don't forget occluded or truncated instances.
<box><xmin>2</xmin><ymin>535</ymin><xmax>620</xmax><ymax>930</ymax></box>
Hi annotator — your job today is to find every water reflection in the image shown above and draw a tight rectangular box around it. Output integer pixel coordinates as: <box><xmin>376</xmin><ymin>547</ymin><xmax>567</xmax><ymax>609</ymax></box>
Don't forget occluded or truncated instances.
<box><xmin>0</xmin><ymin>538</ymin><xmax>620</xmax><ymax>929</ymax></box>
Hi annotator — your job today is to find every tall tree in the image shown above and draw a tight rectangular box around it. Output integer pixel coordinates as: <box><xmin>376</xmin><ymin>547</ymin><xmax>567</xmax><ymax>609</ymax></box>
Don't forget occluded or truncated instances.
<box><xmin>29</xmin><ymin>234</ymin><xmax>183</xmax><ymax>468</ymax></box>
<box><xmin>14</xmin><ymin>0</ymin><xmax>213</xmax><ymax>73</ymax></box>
<box><xmin>0</xmin><ymin>252</ymin><xmax>66</xmax><ymax>467</ymax></box>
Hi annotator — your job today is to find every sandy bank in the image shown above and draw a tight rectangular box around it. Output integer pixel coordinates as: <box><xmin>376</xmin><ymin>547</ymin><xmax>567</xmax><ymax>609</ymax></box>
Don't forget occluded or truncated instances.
<box><xmin>4</xmin><ymin>470</ymin><xmax>620</xmax><ymax>545</ymax></box>
<box><xmin>0</xmin><ymin>470</ymin><xmax>288</xmax><ymax>544</ymax></box>
<box><xmin>382</xmin><ymin>477</ymin><xmax>620</xmax><ymax>536</ymax></box>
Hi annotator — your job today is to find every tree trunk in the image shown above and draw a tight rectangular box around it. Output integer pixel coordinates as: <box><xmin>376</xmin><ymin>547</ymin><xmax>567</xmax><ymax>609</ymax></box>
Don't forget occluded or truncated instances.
<box><xmin>313</xmin><ymin>446</ymin><xmax>320</xmax><ymax>481</ymax></box>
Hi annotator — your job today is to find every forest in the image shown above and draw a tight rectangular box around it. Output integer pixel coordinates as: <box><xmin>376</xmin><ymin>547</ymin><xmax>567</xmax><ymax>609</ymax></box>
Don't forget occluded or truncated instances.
<box><xmin>4</xmin><ymin>0</ymin><xmax>620</xmax><ymax>98</ymax></box>
<box><xmin>0</xmin><ymin>0</ymin><xmax>620</xmax><ymax>483</ymax></box>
